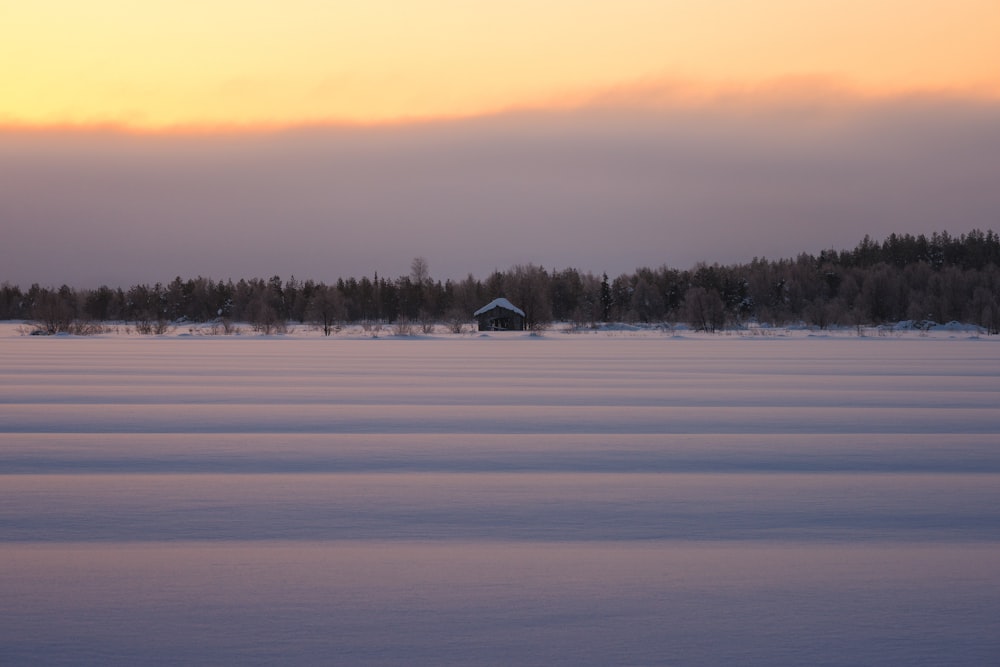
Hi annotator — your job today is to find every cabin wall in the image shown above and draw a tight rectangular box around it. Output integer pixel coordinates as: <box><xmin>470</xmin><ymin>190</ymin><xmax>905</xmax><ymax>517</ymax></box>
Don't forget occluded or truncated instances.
<box><xmin>475</xmin><ymin>307</ymin><xmax>525</xmax><ymax>331</ymax></box>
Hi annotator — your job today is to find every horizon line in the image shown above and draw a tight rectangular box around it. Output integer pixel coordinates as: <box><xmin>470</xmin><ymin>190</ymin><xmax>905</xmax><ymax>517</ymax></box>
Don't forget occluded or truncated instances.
<box><xmin>3</xmin><ymin>80</ymin><xmax>998</xmax><ymax>136</ymax></box>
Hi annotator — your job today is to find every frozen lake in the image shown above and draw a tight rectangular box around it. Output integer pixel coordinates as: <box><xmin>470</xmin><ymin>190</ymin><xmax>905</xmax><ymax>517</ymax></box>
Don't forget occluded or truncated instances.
<box><xmin>2</xmin><ymin>330</ymin><xmax>999</xmax><ymax>665</ymax></box>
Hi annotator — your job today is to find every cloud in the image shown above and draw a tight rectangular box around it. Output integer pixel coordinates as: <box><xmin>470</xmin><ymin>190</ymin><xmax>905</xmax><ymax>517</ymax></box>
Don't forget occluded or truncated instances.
<box><xmin>2</xmin><ymin>91</ymin><xmax>998</xmax><ymax>287</ymax></box>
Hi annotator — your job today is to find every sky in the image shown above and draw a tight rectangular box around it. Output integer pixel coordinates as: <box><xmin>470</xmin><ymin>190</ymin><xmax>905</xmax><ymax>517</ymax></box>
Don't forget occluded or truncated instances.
<box><xmin>2</xmin><ymin>1</ymin><xmax>1000</xmax><ymax>287</ymax></box>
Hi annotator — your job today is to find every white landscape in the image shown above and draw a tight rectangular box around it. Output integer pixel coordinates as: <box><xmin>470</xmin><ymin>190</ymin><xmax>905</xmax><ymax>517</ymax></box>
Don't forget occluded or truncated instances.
<box><xmin>1</xmin><ymin>324</ymin><xmax>999</xmax><ymax>666</ymax></box>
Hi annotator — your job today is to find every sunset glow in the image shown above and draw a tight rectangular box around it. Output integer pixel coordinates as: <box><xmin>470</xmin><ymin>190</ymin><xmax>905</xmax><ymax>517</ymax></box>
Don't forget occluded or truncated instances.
<box><xmin>4</xmin><ymin>0</ymin><xmax>1000</xmax><ymax>130</ymax></box>
<box><xmin>4</xmin><ymin>1</ymin><xmax>1000</xmax><ymax>287</ymax></box>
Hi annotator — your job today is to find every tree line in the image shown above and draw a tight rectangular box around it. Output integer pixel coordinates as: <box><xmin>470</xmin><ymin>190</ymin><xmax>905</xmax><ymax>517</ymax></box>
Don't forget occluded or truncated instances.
<box><xmin>2</xmin><ymin>230</ymin><xmax>998</xmax><ymax>334</ymax></box>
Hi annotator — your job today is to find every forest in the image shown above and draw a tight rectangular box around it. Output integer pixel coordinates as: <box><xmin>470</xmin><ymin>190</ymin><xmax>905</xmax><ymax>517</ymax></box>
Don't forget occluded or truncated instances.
<box><xmin>2</xmin><ymin>230</ymin><xmax>999</xmax><ymax>335</ymax></box>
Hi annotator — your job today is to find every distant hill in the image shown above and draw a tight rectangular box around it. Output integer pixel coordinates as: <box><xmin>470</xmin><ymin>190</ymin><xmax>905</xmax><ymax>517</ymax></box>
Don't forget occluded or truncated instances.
<box><xmin>3</xmin><ymin>230</ymin><xmax>997</xmax><ymax>334</ymax></box>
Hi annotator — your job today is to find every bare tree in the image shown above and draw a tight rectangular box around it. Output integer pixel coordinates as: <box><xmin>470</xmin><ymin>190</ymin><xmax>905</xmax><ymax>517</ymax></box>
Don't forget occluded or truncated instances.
<box><xmin>630</xmin><ymin>277</ymin><xmax>664</xmax><ymax>323</ymax></box>
<box><xmin>410</xmin><ymin>256</ymin><xmax>431</xmax><ymax>316</ymax></box>
<box><xmin>306</xmin><ymin>285</ymin><xmax>345</xmax><ymax>336</ymax></box>
<box><xmin>31</xmin><ymin>289</ymin><xmax>76</xmax><ymax>334</ymax></box>
<box><xmin>410</xmin><ymin>256</ymin><xmax>429</xmax><ymax>286</ymax></box>
<box><xmin>503</xmin><ymin>264</ymin><xmax>552</xmax><ymax>329</ymax></box>
<box><xmin>247</xmin><ymin>297</ymin><xmax>286</xmax><ymax>335</ymax></box>
<box><xmin>684</xmin><ymin>286</ymin><xmax>726</xmax><ymax>332</ymax></box>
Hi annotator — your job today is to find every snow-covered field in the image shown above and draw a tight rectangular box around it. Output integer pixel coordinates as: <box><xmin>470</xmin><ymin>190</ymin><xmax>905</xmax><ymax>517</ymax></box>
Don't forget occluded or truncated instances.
<box><xmin>1</xmin><ymin>325</ymin><xmax>998</xmax><ymax>665</ymax></box>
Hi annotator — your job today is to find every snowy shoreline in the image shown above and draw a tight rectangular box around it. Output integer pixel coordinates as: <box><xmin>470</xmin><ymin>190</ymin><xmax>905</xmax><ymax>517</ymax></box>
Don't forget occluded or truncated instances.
<box><xmin>0</xmin><ymin>319</ymin><xmax>993</xmax><ymax>341</ymax></box>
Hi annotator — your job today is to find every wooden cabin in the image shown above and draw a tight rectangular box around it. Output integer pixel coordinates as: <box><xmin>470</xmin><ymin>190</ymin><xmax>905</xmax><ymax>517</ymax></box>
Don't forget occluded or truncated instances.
<box><xmin>474</xmin><ymin>298</ymin><xmax>526</xmax><ymax>331</ymax></box>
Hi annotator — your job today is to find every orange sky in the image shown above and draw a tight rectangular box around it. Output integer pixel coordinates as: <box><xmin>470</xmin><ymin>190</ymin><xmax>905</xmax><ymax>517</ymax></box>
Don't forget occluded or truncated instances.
<box><xmin>3</xmin><ymin>0</ymin><xmax>1000</xmax><ymax>130</ymax></box>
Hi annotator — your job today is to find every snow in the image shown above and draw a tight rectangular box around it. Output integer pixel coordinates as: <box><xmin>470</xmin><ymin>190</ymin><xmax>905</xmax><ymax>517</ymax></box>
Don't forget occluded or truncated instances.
<box><xmin>473</xmin><ymin>297</ymin><xmax>525</xmax><ymax>317</ymax></box>
<box><xmin>1</xmin><ymin>328</ymin><xmax>998</xmax><ymax>665</ymax></box>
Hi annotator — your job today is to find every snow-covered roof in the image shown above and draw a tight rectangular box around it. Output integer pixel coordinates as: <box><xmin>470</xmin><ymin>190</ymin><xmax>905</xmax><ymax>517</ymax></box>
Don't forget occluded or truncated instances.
<box><xmin>474</xmin><ymin>298</ymin><xmax>525</xmax><ymax>318</ymax></box>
